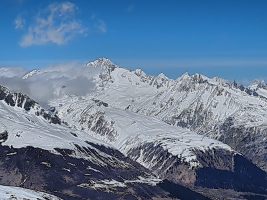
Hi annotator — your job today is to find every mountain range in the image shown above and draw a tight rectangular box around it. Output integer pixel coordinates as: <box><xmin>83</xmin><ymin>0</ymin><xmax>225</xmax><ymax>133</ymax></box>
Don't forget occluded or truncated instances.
<box><xmin>0</xmin><ymin>58</ymin><xmax>266</xmax><ymax>199</ymax></box>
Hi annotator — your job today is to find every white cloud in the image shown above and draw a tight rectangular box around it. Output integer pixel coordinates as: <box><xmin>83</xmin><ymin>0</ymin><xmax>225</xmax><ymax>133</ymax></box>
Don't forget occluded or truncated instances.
<box><xmin>20</xmin><ymin>2</ymin><xmax>86</xmax><ymax>47</ymax></box>
<box><xmin>14</xmin><ymin>16</ymin><xmax>25</xmax><ymax>29</ymax></box>
<box><xmin>0</xmin><ymin>62</ymin><xmax>96</xmax><ymax>106</ymax></box>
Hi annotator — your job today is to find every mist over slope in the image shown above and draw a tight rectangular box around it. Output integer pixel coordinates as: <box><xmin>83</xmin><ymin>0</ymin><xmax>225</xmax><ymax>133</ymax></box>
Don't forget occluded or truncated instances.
<box><xmin>0</xmin><ymin>62</ymin><xmax>98</xmax><ymax>106</ymax></box>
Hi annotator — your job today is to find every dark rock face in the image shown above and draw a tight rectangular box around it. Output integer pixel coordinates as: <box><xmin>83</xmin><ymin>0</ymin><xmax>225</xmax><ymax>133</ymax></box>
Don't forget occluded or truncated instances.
<box><xmin>195</xmin><ymin>153</ymin><xmax>267</xmax><ymax>194</ymax></box>
<box><xmin>35</xmin><ymin>108</ymin><xmax>61</xmax><ymax>125</ymax></box>
<box><xmin>158</xmin><ymin>180</ymin><xmax>210</xmax><ymax>200</ymax></box>
<box><xmin>126</xmin><ymin>142</ymin><xmax>196</xmax><ymax>186</ymax></box>
<box><xmin>0</xmin><ymin>85</ymin><xmax>36</xmax><ymax>110</ymax></box>
<box><xmin>195</xmin><ymin>187</ymin><xmax>267</xmax><ymax>200</ymax></box>
<box><xmin>92</xmin><ymin>98</ymin><xmax>109</xmax><ymax>107</ymax></box>
<box><xmin>125</xmin><ymin>142</ymin><xmax>267</xmax><ymax>196</ymax></box>
<box><xmin>0</xmin><ymin>85</ymin><xmax>61</xmax><ymax>125</ymax></box>
<box><xmin>0</xmin><ymin>131</ymin><xmax>8</xmax><ymax>143</ymax></box>
<box><xmin>215</xmin><ymin>117</ymin><xmax>267</xmax><ymax>172</ymax></box>
<box><xmin>0</xmin><ymin>144</ymin><xmax>177</xmax><ymax>200</ymax></box>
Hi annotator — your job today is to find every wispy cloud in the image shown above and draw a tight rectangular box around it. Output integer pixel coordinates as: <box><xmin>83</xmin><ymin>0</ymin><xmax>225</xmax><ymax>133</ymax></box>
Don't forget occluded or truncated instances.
<box><xmin>14</xmin><ymin>15</ymin><xmax>25</xmax><ymax>30</ymax></box>
<box><xmin>96</xmin><ymin>19</ymin><xmax>107</xmax><ymax>33</ymax></box>
<box><xmin>19</xmin><ymin>1</ymin><xmax>86</xmax><ymax>47</ymax></box>
<box><xmin>91</xmin><ymin>14</ymin><xmax>107</xmax><ymax>33</ymax></box>
<box><xmin>0</xmin><ymin>62</ymin><xmax>96</xmax><ymax>106</ymax></box>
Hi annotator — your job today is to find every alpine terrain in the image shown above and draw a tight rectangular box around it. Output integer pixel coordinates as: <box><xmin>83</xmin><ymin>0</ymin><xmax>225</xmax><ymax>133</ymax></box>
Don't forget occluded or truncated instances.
<box><xmin>0</xmin><ymin>58</ymin><xmax>266</xmax><ymax>199</ymax></box>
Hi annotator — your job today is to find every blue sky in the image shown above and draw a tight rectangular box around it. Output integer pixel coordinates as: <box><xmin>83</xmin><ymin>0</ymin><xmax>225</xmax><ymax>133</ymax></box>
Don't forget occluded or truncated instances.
<box><xmin>0</xmin><ymin>0</ymin><xmax>267</xmax><ymax>82</ymax></box>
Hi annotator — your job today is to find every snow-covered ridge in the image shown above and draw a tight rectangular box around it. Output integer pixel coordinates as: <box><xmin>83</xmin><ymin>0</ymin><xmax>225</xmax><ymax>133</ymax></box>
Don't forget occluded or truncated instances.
<box><xmin>0</xmin><ymin>185</ymin><xmax>61</xmax><ymax>200</ymax></box>
<box><xmin>86</xmin><ymin>57</ymin><xmax>117</xmax><ymax>70</ymax></box>
<box><xmin>22</xmin><ymin>69</ymin><xmax>41</xmax><ymax>79</ymax></box>
<box><xmin>249</xmin><ymin>80</ymin><xmax>267</xmax><ymax>90</ymax></box>
<box><xmin>50</xmin><ymin>95</ymin><xmax>267</xmax><ymax>189</ymax></box>
<box><xmin>249</xmin><ymin>80</ymin><xmax>267</xmax><ymax>99</ymax></box>
<box><xmin>52</xmin><ymin>97</ymin><xmax>234</xmax><ymax>169</ymax></box>
<box><xmin>0</xmin><ymin>85</ymin><xmax>117</xmax><ymax>166</ymax></box>
<box><xmin>0</xmin><ymin>85</ymin><xmax>61</xmax><ymax>124</ymax></box>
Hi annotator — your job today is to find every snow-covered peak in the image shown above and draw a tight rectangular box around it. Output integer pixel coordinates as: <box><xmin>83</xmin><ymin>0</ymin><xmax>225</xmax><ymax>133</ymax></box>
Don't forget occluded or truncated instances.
<box><xmin>175</xmin><ymin>73</ymin><xmax>210</xmax><ymax>89</ymax></box>
<box><xmin>134</xmin><ymin>68</ymin><xmax>146</xmax><ymax>77</ymax></box>
<box><xmin>177</xmin><ymin>72</ymin><xmax>208</xmax><ymax>83</ymax></box>
<box><xmin>210</xmin><ymin>76</ymin><xmax>228</xmax><ymax>85</ymax></box>
<box><xmin>248</xmin><ymin>80</ymin><xmax>267</xmax><ymax>98</ymax></box>
<box><xmin>191</xmin><ymin>73</ymin><xmax>209</xmax><ymax>83</ymax></box>
<box><xmin>86</xmin><ymin>58</ymin><xmax>117</xmax><ymax>70</ymax></box>
<box><xmin>176</xmin><ymin>72</ymin><xmax>258</xmax><ymax>96</ymax></box>
<box><xmin>157</xmin><ymin>72</ymin><xmax>169</xmax><ymax>80</ymax></box>
<box><xmin>150</xmin><ymin>72</ymin><xmax>171</xmax><ymax>88</ymax></box>
<box><xmin>249</xmin><ymin>80</ymin><xmax>267</xmax><ymax>90</ymax></box>
<box><xmin>178</xmin><ymin>72</ymin><xmax>190</xmax><ymax>80</ymax></box>
<box><xmin>22</xmin><ymin>69</ymin><xmax>41</xmax><ymax>79</ymax></box>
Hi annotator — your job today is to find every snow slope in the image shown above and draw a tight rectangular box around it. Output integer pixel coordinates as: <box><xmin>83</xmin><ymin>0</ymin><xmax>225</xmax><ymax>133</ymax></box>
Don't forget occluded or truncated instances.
<box><xmin>0</xmin><ymin>85</ymin><xmax>175</xmax><ymax>200</ymax></box>
<box><xmin>51</xmin><ymin>97</ymin><xmax>233</xmax><ymax>168</ymax></box>
<box><xmin>0</xmin><ymin>185</ymin><xmax>61</xmax><ymax>200</ymax></box>
<box><xmin>0</xmin><ymin>91</ymin><xmax>108</xmax><ymax>154</ymax></box>
<box><xmin>249</xmin><ymin>80</ymin><xmax>267</xmax><ymax>98</ymax></box>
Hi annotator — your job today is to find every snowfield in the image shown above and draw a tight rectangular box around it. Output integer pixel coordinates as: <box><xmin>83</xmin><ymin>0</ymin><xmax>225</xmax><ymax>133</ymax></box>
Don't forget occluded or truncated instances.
<box><xmin>0</xmin><ymin>185</ymin><xmax>61</xmax><ymax>200</ymax></box>
<box><xmin>52</xmin><ymin>97</ymin><xmax>234</xmax><ymax>168</ymax></box>
<box><xmin>0</xmin><ymin>99</ymin><xmax>107</xmax><ymax>150</ymax></box>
